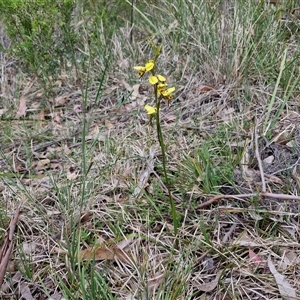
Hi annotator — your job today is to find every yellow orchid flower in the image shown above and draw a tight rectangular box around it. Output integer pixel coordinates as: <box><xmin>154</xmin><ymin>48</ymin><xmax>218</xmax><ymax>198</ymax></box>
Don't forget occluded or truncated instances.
<box><xmin>149</xmin><ymin>74</ymin><xmax>166</xmax><ymax>85</ymax></box>
<box><xmin>161</xmin><ymin>87</ymin><xmax>175</xmax><ymax>100</ymax></box>
<box><xmin>158</xmin><ymin>82</ymin><xmax>168</xmax><ymax>93</ymax></box>
<box><xmin>134</xmin><ymin>60</ymin><xmax>154</xmax><ymax>77</ymax></box>
<box><xmin>145</xmin><ymin>104</ymin><xmax>157</xmax><ymax>115</ymax></box>
<box><xmin>133</xmin><ymin>66</ymin><xmax>146</xmax><ymax>77</ymax></box>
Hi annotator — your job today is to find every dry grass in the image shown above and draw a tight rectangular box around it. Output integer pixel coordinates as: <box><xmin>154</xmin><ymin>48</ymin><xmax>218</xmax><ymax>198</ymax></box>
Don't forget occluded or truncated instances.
<box><xmin>0</xmin><ymin>0</ymin><xmax>300</xmax><ymax>299</ymax></box>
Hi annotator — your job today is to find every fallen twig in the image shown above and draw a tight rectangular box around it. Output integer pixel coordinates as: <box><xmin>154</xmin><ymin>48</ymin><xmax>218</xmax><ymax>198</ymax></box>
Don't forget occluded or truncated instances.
<box><xmin>0</xmin><ymin>206</ymin><xmax>21</xmax><ymax>288</ymax></box>
<box><xmin>196</xmin><ymin>194</ymin><xmax>255</xmax><ymax>209</ymax></box>
<box><xmin>196</xmin><ymin>192</ymin><xmax>300</xmax><ymax>210</ymax></box>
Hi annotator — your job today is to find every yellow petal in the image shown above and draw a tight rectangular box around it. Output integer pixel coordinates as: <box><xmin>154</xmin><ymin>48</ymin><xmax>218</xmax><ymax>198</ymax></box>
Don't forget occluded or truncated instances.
<box><xmin>157</xmin><ymin>74</ymin><xmax>166</xmax><ymax>82</ymax></box>
<box><xmin>167</xmin><ymin>87</ymin><xmax>175</xmax><ymax>93</ymax></box>
<box><xmin>149</xmin><ymin>76</ymin><xmax>158</xmax><ymax>85</ymax></box>
<box><xmin>134</xmin><ymin>66</ymin><xmax>146</xmax><ymax>71</ymax></box>
<box><xmin>162</xmin><ymin>87</ymin><xmax>175</xmax><ymax>95</ymax></box>
<box><xmin>158</xmin><ymin>83</ymin><xmax>167</xmax><ymax>93</ymax></box>
<box><xmin>158</xmin><ymin>83</ymin><xmax>167</xmax><ymax>88</ymax></box>
<box><xmin>145</xmin><ymin>61</ymin><xmax>154</xmax><ymax>71</ymax></box>
<box><xmin>145</xmin><ymin>104</ymin><xmax>157</xmax><ymax>115</ymax></box>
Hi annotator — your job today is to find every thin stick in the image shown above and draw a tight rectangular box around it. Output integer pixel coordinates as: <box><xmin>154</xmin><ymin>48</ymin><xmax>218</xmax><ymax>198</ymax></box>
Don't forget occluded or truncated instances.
<box><xmin>0</xmin><ymin>205</ymin><xmax>21</xmax><ymax>287</ymax></box>
<box><xmin>255</xmin><ymin>123</ymin><xmax>266</xmax><ymax>192</ymax></box>
<box><xmin>196</xmin><ymin>194</ymin><xmax>255</xmax><ymax>209</ymax></box>
<box><xmin>196</xmin><ymin>192</ymin><xmax>300</xmax><ymax>210</ymax></box>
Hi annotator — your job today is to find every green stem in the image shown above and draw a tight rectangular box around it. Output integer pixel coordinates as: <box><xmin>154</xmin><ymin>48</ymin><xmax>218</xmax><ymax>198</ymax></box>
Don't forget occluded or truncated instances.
<box><xmin>154</xmin><ymin>85</ymin><xmax>179</xmax><ymax>239</ymax></box>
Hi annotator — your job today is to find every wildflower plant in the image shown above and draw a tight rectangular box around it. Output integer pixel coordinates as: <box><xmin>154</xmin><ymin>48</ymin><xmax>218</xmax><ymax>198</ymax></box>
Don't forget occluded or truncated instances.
<box><xmin>134</xmin><ymin>42</ymin><xmax>178</xmax><ymax>238</ymax></box>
